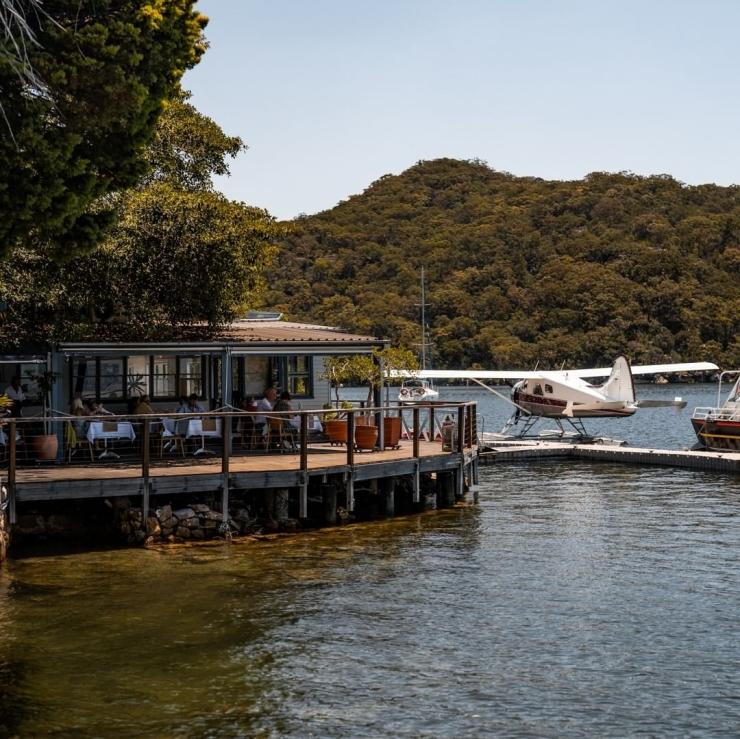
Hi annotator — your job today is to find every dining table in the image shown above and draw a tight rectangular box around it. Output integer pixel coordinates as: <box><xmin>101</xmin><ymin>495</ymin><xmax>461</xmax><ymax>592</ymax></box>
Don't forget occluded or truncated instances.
<box><xmin>86</xmin><ymin>421</ymin><xmax>136</xmax><ymax>460</ymax></box>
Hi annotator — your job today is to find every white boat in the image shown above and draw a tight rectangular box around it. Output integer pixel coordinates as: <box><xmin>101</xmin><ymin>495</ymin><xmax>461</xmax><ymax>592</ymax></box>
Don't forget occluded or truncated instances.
<box><xmin>398</xmin><ymin>379</ymin><xmax>439</xmax><ymax>403</ymax></box>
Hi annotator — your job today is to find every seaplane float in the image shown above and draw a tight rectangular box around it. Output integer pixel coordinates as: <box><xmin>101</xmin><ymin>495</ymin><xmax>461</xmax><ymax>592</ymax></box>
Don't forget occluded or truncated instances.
<box><xmin>391</xmin><ymin>357</ymin><xmax>718</xmax><ymax>439</ymax></box>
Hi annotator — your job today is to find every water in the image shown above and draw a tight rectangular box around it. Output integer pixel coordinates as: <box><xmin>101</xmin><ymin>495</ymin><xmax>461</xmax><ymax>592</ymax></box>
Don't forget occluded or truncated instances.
<box><xmin>378</xmin><ymin>382</ymin><xmax>720</xmax><ymax>449</ymax></box>
<box><xmin>2</xmin><ymin>385</ymin><xmax>740</xmax><ymax>736</ymax></box>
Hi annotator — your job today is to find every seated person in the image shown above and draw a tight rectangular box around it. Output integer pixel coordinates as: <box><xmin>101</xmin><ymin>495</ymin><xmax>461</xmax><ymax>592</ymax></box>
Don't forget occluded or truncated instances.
<box><xmin>187</xmin><ymin>393</ymin><xmax>204</xmax><ymax>413</ymax></box>
<box><xmin>254</xmin><ymin>387</ymin><xmax>277</xmax><ymax>433</ymax></box>
<box><xmin>93</xmin><ymin>400</ymin><xmax>114</xmax><ymax>416</ymax></box>
<box><xmin>5</xmin><ymin>376</ymin><xmax>25</xmax><ymax>417</ymax></box>
<box><xmin>133</xmin><ymin>394</ymin><xmax>154</xmax><ymax>415</ymax></box>
<box><xmin>175</xmin><ymin>395</ymin><xmax>189</xmax><ymax>413</ymax></box>
<box><xmin>274</xmin><ymin>390</ymin><xmax>293</xmax><ymax>413</ymax></box>
<box><xmin>69</xmin><ymin>397</ymin><xmax>88</xmax><ymax>435</ymax></box>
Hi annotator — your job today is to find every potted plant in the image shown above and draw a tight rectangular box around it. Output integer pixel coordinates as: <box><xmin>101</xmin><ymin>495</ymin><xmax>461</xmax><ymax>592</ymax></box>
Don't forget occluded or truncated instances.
<box><xmin>31</xmin><ymin>370</ymin><xmax>59</xmax><ymax>460</ymax></box>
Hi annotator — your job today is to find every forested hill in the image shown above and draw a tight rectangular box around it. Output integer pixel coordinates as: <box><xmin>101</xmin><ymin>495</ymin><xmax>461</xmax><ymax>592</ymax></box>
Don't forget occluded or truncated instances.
<box><xmin>266</xmin><ymin>158</ymin><xmax>740</xmax><ymax>369</ymax></box>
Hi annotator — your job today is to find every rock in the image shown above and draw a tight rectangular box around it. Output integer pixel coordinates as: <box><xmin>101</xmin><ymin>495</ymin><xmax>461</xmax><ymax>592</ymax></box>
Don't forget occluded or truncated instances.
<box><xmin>191</xmin><ymin>504</ymin><xmax>210</xmax><ymax>513</ymax></box>
<box><xmin>228</xmin><ymin>519</ymin><xmax>240</xmax><ymax>531</ymax></box>
<box><xmin>16</xmin><ymin>514</ymin><xmax>45</xmax><ymax>535</ymax></box>
<box><xmin>144</xmin><ymin>535</ymin><xmax>156</xmax><ymax>546</ymax></box>
<box><xmin>202</xmin><ymin>510</ymin><xmax>223</xmax><ymax>521</ymax></box>
<box><xmin>161</xmin><ymin>526</ymin><xmax>174</xmax><ymax>538</ymax></box>
<box><xmin>111</xmin><ymin>497</ymin><xmax>131</xmax><ymax>510</ymax></box>
<box><xmin>155</xmin><ymin>505</ymin><xmax>172</xmax><ymax>522</ymax></box>
<box><xmin>167</xmin><ymin>534</ymin><xmax>177</xmax><ymax>543</ymax></box>
<box><xmin>173</xmin><ymin>508</ymin><xmax>195</xmax><ymax>520</ymax></box>
<box><xmin>119</xmin><ymin>521</ymin><xmax>131</xmax><ymax>536</ymax></box>
<box><xmin>159</xmin><ymin>517</ymin><xmax>175</xmax><ymax>531</ymax></box>
<box><xmin>191</xmin><ymin>529</ymin><xmax>205</xmax><ymax>539</ymax></box>
<box><xmin>145</xmin><ymin>517</ymin><xmax>161</xmax><ymax>536</ymax></box>
<box><xmin>203</xmin><ymin>519</ymin><xmax>218</xmax><ymax>529</ymax></box>
<box><xmin>184</xmin><ymin>517</ymin><xmax>200</xmax><ymax>529</ymax></box>
<box><xmin>134</xmin><ymin>530</ymin><xmax>147</xmax><ymax>544</ymax></box>
<box><xmin>280</xmin><ymin>518</ymin><xmax>300</xmax><ymax>533</ymax></box>
<box><xmin>175</xmin><ymin>526</ymin><xmax>191</xmax><ymax>539</ymax></box>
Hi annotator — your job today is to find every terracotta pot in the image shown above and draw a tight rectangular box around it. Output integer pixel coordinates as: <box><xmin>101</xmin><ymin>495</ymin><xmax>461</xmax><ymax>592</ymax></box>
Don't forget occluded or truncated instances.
<box><xmin>383</xmin><ymin>416</ymin><xmax>402</xmax><ymax>448</ymax></box>
<box><xmin>33</xmin><ymin>433</ymin><xmax>59</xmax><ymax>461</ymax></box>
<box><xmin>324</xmin><ymin>420</ymin><xmax>348</xmax><ymax>445</ymax></box>
<box><xmin>354</xmin><ymin>424</ymin><xmax>378</xmax><ymax>451</ymax></box>
<box><xmin>355</xmin><ymin>415</ymin><xmax>372</xmax><ymax>427</ymax></box>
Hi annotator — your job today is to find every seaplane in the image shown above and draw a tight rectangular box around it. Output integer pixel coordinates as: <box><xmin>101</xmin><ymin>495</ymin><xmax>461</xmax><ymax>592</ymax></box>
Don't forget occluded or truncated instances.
<box><xmin>391</xmin><ymin>356</ymin><xmax>718</xmax><ymax>438</ymax></box>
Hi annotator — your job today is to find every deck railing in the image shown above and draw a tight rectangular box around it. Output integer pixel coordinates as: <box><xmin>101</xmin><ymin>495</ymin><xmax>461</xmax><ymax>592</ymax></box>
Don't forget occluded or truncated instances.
<box><xmin>1</xmin><ymin>402</ymin><xmax>478</xmax><ymax>522</ymax></box>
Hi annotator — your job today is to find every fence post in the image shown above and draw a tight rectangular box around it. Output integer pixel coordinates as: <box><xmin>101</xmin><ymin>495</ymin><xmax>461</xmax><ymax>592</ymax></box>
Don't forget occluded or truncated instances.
<box><xmin>457</xmin><ymin>404</ymin><xmax>465</xmax><ymax>454</ymax></box>
<box><xmin>412</xmin><ymin>407</ymin><xmax>420</xmax><ymax>459</ymax></box>
<box><xmin>346</xmin><ymin>410</ymin><xmax>355</xmax><ymax>467</ymax></box>
<box><xmin>429</xmin><ymin>405</ymin><xmax>436</xmax><ymax>442</ymax></box>
<box><xmin>8</xmin><ymin>419</ymin><xmax>16</xmax><ymax>524</ymax></box>
<box><xmin>142</xmin><ymin>418</ymin><xmax>150</xmax><ymax>524</ymax></box>
<box><xmin>299</xmin><ymin>413</ymin><xmax>308</xmax><ymax>518</ymax></box>
<box><xmin>467</xmin><ymin>404</ymin><xmax>474</xmax><ymax>448</ymax></box>
<box><xmin>221</xmin><ymin>412</ymin><xmax>230</xmax><ymax>525</ymax></box>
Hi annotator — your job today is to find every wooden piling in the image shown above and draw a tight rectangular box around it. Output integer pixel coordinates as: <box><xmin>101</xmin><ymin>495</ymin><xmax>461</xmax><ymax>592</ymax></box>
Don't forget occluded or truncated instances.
<box><xmin>7</xmin><ymin>419</ymin><xmax>16</xmax><ymax>524</ymax></box>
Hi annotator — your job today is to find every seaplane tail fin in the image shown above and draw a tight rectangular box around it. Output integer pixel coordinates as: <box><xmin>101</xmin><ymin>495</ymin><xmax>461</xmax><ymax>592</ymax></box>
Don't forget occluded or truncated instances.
<box><xmin>599</xmin><ymin>355</ymin><xmax>635</xmax><ymax>403</ymax></box>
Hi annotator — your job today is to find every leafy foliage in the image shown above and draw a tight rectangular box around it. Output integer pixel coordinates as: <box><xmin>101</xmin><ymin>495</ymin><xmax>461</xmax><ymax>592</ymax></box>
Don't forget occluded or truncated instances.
<box><xmin>0</xmin><ymin>92</ymin><xmax>281</xmax><ymax>345</ymax></box>
<box><xmin>268</xmin><ymin>159</ymin><xmax>740</xmax><ymax>368</ymax></box>
<box><xmin>0</xmin><ymin>0</ymin><xmax>207</xmax><ymax>261</ymax></box>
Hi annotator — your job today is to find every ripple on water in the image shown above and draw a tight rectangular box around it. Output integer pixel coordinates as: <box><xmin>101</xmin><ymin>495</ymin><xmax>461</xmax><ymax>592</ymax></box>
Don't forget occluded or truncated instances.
<box><xmin>1</xmin><ymin>461</ymin><xmax>740</xmax><ymax>736</ymax></box>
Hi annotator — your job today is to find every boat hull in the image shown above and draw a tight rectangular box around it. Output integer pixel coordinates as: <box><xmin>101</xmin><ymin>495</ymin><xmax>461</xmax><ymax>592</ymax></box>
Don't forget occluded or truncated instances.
<box><xmin>513</xmin><ymin>391</ymin><xmax>636</xmax><ymax>418</ymax></box>
<box><xmin>690</xmin><ymin>417</ymin><xmax>740</xmax><ymax>451</ymax></box>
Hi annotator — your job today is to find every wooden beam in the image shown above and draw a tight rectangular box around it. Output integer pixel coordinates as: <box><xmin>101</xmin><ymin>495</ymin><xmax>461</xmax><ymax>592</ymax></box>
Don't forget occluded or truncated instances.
<box><xmin>142</xmin><ymin>418</ymin><xmax>150</xmax><ymax>523</ymax></box>
<box><xmin>8</xmin><ymin>419</ymin><xmax>16</xmax><ymax>524</ymax></box>
<box><xmin>221</xmin><ymin>412</ymin><xmax>230</xmax><ymax>524</ymax></box>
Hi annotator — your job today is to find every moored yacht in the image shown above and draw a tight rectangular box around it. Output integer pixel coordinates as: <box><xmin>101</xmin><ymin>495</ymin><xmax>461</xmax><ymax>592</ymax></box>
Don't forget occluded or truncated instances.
<box><xmin>691</xmin><ymin>371</ymin><xmax>740</xmax><ymax>451</ymax></box>
<box><xmin>398</xmin><ymin>378</ymin><xmax>439</xmax><ymax>403</ymax></box>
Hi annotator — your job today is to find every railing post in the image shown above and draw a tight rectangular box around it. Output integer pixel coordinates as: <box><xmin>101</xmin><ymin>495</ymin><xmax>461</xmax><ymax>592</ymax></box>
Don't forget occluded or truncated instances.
<box><xmin>221</xmin><ymin>412</ymin><xmax>230</xmax><ymax>526</ymax></box>
<box><xmin>299</xmin><ymin>413</ymin><xmax>308</xmax><ymax>518</ymax></box>
<box><xmin>142</xmin><ymin>418</ymin><xmax>150</xmax><ymax>524</ymax></box>
<box><xmin>467</xmin><ymin>403</ymin><xmax>474</xmax><ymax>448</ymax></box>
<box><xmin>8</xmin><ymin>419</ymin><xmax>16</xmax><ymax>524</ymax></box>
<box><xmin>457</xmin><ymin>404</ymin><xmax>465</xmax><ymax>454</ymax></box>
<box><xmin>346</xmin><ymin>410</ymin><xmax>355</xmax><ymax>467</ymax></box>
<box><xmin>429</xmin><ymin>405</ymin><xmax>436</xmax><ymax>443</ymax></box>
<box><xmin>412</xmin><ymin>407</ymin><xmax>420</xmax><ymax>459</ymax></box>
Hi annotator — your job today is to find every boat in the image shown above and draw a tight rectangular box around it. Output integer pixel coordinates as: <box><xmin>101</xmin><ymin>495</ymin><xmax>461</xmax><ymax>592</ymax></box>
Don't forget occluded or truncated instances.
<box><xmin>398</xmin><ymin>378</ymin><xmax>439</xmax><ymax>402</ymax></box>
<box><xmin>398</xmin><ymin>266</ymin><xmax>439</xmax><ymax>403</ymax></box>
<box><xmin>690</xmin><ymin>371</ymin><xmax>740</xmax><ymax>451</ymax></box>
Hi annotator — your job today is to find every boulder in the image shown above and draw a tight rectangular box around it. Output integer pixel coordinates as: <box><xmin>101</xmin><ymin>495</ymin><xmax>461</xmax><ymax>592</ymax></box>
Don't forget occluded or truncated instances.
<box><xmin>175</xmin><ymin>526</ymin><xmax>191</xmax><ymax>539</ymax></box>
<box><xmin>173</xmin><ymin>507</ymin><xmax>195</xmax><ymax>520</ymax></box>
<box><xmin>191</xmin><ymin>504</ymin><xmax>210</xmax><ymax>513</ymax></box>
<box><xmin>184</xmin><ymin>517</ymin><xmax>200</xmax><ymax>529</ymax></box>
<box><xmin>202</xmin><ymin>510</ymin><xmax>223</xmax><ymax>521</ymax></box>
<box><xmin>191</xmin><ymin>529</ymin><xmax>205</xmax><ymax>539</ymax></box>
<box><xmin>145</xmin><ymin>517</ymin><xmax>161</xmax><ymax>536</ymax></box>
<box><xmin>155</xmin><ymin>505</ymin><xmax>172</xmax><ymax>522</ymax></box>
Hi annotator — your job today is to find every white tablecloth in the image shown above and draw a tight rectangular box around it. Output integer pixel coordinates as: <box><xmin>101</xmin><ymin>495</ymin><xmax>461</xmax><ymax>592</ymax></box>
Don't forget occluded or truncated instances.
<box><xmin>87</xmin><ymin>421</ymin><xmax>136</xmax><ymax>444</ymax></box>
<box><xmin>288</xmin><ymin>415</ymin><xmax>323</xmax><ymax>432</ymax></box>
<box><xmin>185</xmin><ymin>418</ymin><xmax>222</xmax><ymax>439</ymax></box>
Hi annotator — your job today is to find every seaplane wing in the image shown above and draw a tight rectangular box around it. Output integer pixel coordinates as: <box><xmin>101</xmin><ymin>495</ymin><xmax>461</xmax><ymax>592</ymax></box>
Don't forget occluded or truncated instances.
<box><xmin>569</xmin><ymin>361</ymin><xmax>719</xmax><ymax>379</ymax></box>
<box><xmin>389</xmin><ymin>369</ymin><xmax>542</xmax><ymax>380</ymax></box>
<box><xmin>389</xmin><ymin>361</ymin><xmax>718</xmax><ymax>382</ymax></box>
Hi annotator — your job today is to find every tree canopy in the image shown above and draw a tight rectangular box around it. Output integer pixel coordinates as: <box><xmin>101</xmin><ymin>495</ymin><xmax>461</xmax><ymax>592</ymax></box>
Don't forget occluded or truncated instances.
<box><xmin>267</xmin><ymin>159</ymin><xmax>740</xmax><ymax>369</ymax></box>
<box><xmin>0</xmin><ymin>0</ymin><xmax>207</xmax><ymax>261</ymax></box>
<box><xmin>0</xmin><ymin>91</ymin><xmax>281</xmax><ymax>345</ymax></box>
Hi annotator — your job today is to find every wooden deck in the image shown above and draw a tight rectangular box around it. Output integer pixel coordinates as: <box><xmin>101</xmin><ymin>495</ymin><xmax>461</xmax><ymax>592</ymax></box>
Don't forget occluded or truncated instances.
<box><xmin>479</xmin><ymin>440</ymin><xmax>740</xmax><ymax>473</ymax></box>
<box><xmin>11</xmin><ymin>441</ymin><xmax>476</xmax><ymax>502</ymax></box>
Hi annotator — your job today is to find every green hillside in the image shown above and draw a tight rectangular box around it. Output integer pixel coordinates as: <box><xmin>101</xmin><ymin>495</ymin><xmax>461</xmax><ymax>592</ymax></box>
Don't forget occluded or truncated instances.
<box><xmin>267</xmin><ymin>159</ymin><xmax>740</xmax><ymax>369</ymax></box>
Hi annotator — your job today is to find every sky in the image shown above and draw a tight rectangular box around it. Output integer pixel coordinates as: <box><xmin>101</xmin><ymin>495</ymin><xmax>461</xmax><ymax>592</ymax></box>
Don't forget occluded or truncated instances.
<box><xmin>185</xmin><ymin>0</ymin><xmax>740</xmax><ymax>221</ymax></box>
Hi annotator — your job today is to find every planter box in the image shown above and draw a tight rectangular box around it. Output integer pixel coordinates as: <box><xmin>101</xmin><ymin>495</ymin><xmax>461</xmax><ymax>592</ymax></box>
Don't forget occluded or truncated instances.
<box><xmin>383</xmin><ymin>416</ymin><xmax>402</xmax><ymax>449</ymax></box>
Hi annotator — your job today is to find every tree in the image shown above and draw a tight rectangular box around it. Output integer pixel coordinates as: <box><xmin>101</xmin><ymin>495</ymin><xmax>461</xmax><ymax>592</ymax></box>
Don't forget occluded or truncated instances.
<box><xmin>0</xmin><ymin>0</ymin><xmax>206</xmax><ymax>261</ymax></box>
<box><xmin>0</xmin><ymin>91</ymin><xmax>282</xmax><ymax>345</ymax></box>
<box><xmin>323</xmin><ymin>348</ymin><xmax>418</xmax><ymax>407</ymax></box>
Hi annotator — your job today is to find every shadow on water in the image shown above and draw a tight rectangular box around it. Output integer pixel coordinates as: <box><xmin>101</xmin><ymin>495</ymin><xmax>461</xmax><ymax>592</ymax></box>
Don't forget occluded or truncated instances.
<box><xmin>0</xmin><ymin>507</ymin><xmax>483</xmax><ymax>737</ymax></box>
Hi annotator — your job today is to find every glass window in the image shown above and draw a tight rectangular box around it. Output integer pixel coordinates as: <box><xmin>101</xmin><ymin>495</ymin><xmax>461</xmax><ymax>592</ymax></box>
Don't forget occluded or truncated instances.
<box><xmin>152</xmin><ymin>355</ymin><xmax>177</xmax><ymax>398</ymax></box>
<box><xmin>19</xmin><ymin>364</ymin><xmax>43</xmax><ymax>402</ymax></box>
<box><xmin>545</xmin><ymin>384</ymin><xmax>553</xmax><ymax>394</ymax></box>
<box><xmin>99</xmin><ymin>358</ymin><xmax>124</xmax><ymax>399</ymax></box>
<box><xmin>127</xmin><ymin>356</ymin><xmax>150</xmax><ymax>398</ymax></box>
<box><xmin>287</xmin><ymin>355</ymin><xmax>312</xmax><ymax>398</ymax></box>
<box><xmin>72</xmin><ymin>357</ymin><xmax>97</xmax><ymax>399</ymax></box>
<box><xmin>178</xmin><ymin>356</ymin><xmax>203</xmax><ymax>397</ymax></box>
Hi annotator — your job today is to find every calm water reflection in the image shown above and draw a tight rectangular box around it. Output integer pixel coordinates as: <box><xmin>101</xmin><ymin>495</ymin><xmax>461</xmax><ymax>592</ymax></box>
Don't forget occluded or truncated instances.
<box><xmin>2</xmin><ymin>464</ymin><xmax>740</xmax><ymax>735</ymax></box>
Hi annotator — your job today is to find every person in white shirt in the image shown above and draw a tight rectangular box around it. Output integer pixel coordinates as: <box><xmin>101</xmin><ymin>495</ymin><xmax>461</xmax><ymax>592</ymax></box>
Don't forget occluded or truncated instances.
<box><xmin>5</xmin><ymin>376</ymin><xmax>25</xmax><ymax>417</ymax></box>
<box><xmin>254</xmin><ymin>387</ymin><xmax>277</xmax><ymax>432</ymax></box>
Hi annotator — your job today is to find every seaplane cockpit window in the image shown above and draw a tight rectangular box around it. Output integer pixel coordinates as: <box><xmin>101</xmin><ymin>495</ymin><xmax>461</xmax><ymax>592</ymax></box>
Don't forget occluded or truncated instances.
<box><xmin>533</xmin><ymin>384</ymin><xmax>544</xmax><ymax>396</ymax></box>
<box><xmin>545</xmin><ymin>384</ymin><xmax>553</xmax><ymax>394</ymax></box>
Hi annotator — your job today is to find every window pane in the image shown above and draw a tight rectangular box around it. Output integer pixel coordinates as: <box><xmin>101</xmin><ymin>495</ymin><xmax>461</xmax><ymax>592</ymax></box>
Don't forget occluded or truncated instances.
<box><xmin>178</xmin><ymin>356</ymin><xmax>202</xmax><ymax>397</ymax></box>
<box><xmin>72</xmin><ymin>357</ymin><xmax>96</xmax><ymax>398</ymax></box>
<box><xmin>19</xmin><ymin>364</ymin><xmax>42</xmax><ymax>402</ymax></box>
<box><xmin>99</xmin><ymin>358</ymin><xmax>124</xmax><ymax>399</ymax></box>
<box><xmin>153</xmin><ymin>355</ymin><xmax>176</xmax><ymax>398</ymax></box>
<box><xmin>287</xmin><ymin>355</ymin><xmax>311</xmax><ymax>398</ymax></box>
<box><xmin>127</xmin><ymin>356</ymin><xmax>150</xmax><ymax>398</ymax></box>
